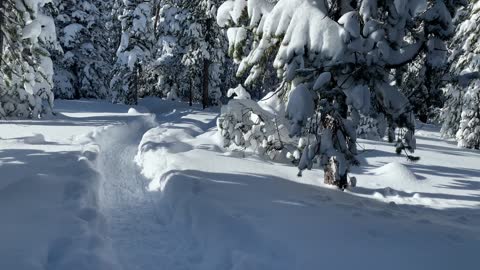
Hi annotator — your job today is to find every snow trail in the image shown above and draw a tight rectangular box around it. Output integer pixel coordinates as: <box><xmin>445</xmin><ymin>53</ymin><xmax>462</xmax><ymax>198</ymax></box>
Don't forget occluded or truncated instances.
<box><xmin>96</xmin><ymin>118</ymin><xmax>163</xmax><ymax>270</ymax></box>
<box><xmin>95</xmin><ymin>114</ymin><xmax>198</xmax><ymax>270</ymax></box>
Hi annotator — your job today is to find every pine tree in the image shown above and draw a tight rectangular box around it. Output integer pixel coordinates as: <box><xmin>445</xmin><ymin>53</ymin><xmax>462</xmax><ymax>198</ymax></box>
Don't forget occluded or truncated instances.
<box><xmin>442</xmin><ymin>1</ymin><xmax>480</xmax><ymax>149</ymax></box>
<box><xmin>146</xmin><ymin>2</ymin><xmax>189</xmax><ymax>100</ymax></box>
<box><xmin>399</xmin><ymin>0</ymin><xmax>467</xmax><ymax>123</ymax></box>
<box><xmin>52</xmin><ymin>0</ymin><xmax>113</xmax><ymax>100</ymax></box>
<box><xmin>399</xmin><ymin>55</ymin><xmax>443</xmax><ymax>124</ymax></box>
<box><xmin>149</xmin><ymin>0</ymin><xmax>229</xmax><ymax>106</ymax></box>
<box><xmin>217</xmin><ymin>0</ymin><xmax>462</xmax><ymax>188</ymax></box>
<box><xmin>0</xmin><ymin>0</ymin><xmax>58</xmax><ymax>119</ymax></box>
<box><xmin>110</xmin><ymin>0</ymin><xmax>154</xmax><ymax>105</ymax></box>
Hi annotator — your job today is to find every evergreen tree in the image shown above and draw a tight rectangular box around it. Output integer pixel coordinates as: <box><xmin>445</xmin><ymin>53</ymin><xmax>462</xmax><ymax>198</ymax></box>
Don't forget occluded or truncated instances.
<box><xmin>442</xmin><ymin>1</ymin><xmax>480</xmax><ymax>149</ymax></box>
<box><xmin>149</xmin><ymin>0</ymin><xmax>229</xmax><ymax>106</ymax></box>
<box><xmin>150</xmin><ymin>2</ymin><xmax>201</xmax><ymax>101</ymax></box>
<box><xmin>110</xmin><ymin>0</ymin><xmax>154</xmax><ymax>105</ymax></box>
<box><xmin>52</xmin><ymin>0</ymin><xmax>113</xmax><ymax>99</ymax></box>
<box><xmin>398</xmin><ymin>55</ymin><xmax>443</xmax><ymax>124</ymax></box>
<box><xmin>0</xmin><ymin>0</ymin><xmax>58</xmax><ymax>119</ymax></box>
<box><xmin>399</xmin><ymin>0</ymin><xmax>467</xmax><ymax>123</ymax></box>
<box><xmin>217</xmin><ymin>0</ymin><xmax>462</xmax><ymax>188</ymax></box>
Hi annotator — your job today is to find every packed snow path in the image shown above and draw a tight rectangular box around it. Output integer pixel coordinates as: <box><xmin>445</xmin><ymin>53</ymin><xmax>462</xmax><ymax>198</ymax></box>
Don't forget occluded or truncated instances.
<box><xmin>96</xmin><ymin>119</ymin><xmax>163</xmax><ymax>269</ymax></box>
<box><xmin>95</xmin><ymin>116</ymin><xmax>202</xmax><ymax>270</ymax></box>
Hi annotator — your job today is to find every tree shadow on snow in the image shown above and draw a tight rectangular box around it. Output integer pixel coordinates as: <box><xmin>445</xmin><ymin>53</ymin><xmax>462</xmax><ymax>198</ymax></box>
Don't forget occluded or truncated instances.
<box><xmin>157</xmin><ymin>169</ymin><xmax>480</xmax><ymax>223</ymax></box>
<box><xmin>437</xmin><ymin>179</ymin><xmax>480</xmax><ymax>191</ymax></box>
<box><xmin>351</xmin><ymin>185</ymin><xmax>480</xmax><ymax>203</ymax></box>
<box><xmin>0</xmin><ymin>114</ymin><xmax>143</xmax><ymax>128</ymax></box>
<box><xmin>0</xmin><ymin>148</ymin><xmax>79</xmax><ymax>189</ymax></box>
<box><xmin>353</xmin><ymin>138</ymin><xmax>480</xmax><ymax>180</ymax></box>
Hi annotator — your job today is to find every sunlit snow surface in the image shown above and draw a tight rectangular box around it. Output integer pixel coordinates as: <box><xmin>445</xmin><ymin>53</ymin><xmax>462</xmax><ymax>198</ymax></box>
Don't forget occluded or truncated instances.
<box><xmin>0</xmin><ymin>99</ymin><xmax>478</xmax><ymax>270</ymax></box>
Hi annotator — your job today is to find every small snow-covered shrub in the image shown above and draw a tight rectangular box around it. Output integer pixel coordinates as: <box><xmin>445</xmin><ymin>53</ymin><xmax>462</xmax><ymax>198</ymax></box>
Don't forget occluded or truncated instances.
<box><xmin>217</xmin><ymin>87</ymin><xmax>292</xmax><ymax>159</ymax></box>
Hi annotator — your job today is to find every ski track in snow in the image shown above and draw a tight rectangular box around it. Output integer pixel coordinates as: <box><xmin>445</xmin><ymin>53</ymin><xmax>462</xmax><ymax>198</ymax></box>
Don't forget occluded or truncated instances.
<box><xmin>97</xmin><ymin>121</ymin><xmax>161</xmax><ymax>270</ymax></box>
<box><xmin>95</xmin><ymin>113</ymin><xmax>199</xmax><ymax>270</ymax></box>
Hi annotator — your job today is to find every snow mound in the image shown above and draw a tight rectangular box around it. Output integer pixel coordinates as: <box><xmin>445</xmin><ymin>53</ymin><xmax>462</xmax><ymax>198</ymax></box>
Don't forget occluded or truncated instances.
<box><xmin>23</xmin><ymin>134</ymin><xmax>46</xmax><ymax>144</ymax></box>
<box><xmin>127</xmin><ymin>107</ymin><xmax>149</xmax><ymax>114</ymax></box>
<box><xmin>135</xmin><ymin>126</ymin><xmax>196</xmax><ymax>190</ymax></box>
<box><xmin>127</xmin><ymin>108</ymin><xmax>139</xmax><ymax>114</ymax></box>
<box><xmin>374</xmin><ymin>162</ymin><xmax>418</xmax><ymax>182</ymax></box>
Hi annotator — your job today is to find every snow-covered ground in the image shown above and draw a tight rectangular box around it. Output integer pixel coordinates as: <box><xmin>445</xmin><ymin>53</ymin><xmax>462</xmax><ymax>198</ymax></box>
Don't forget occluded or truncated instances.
<box><xmin>1</xmin><ymin>99</ymin><xmax>479</xmax><ymax>270</ymax></box>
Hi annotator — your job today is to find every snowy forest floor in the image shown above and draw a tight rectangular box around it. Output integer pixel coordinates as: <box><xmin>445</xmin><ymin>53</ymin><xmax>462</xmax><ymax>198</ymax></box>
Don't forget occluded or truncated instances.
<box><xmin>0</xmin><ymin>99</ymin><xmax>479</xmax><ymax>270</ymax></box>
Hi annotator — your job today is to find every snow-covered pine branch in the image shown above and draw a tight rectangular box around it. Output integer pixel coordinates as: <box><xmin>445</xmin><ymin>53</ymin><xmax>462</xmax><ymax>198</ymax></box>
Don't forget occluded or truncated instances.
<box><xmin>442</xmin><ymin>1</ymin><xmax>480</xmax><ymax>149</ymax></box>
<box><xmin>130</xmin><ymin>0</ymin><xmax>233</xmax><ymax>106</ymax></box>
<box><xmin>110</xmin><ymin>0</ymin><xmax>155</xmax><ymax>105</ymax></box>
<box><xmin>0</xmin><ymin>0</ymin><xmax>58</xmax><ymax>119</ymax></box>
<box><xmin>216</xmin><ymin>0</ymin><xmax>463</xmax><ymax>188</ymax></box>
<box><xmin>51</xmin><ymin>0</ymin><xmax>114</xmax><ymax>100</ymax></box>
<box><xmin>398</xmin><ymin>0</ymin><xmax>466</xmax><ymax>123</ymax></box>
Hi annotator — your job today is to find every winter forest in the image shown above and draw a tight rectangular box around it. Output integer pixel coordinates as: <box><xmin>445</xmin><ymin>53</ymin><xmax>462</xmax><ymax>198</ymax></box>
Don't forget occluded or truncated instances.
<box><xmin>0</xmin><ymin>0</ymin><xmax>479</xmax><ymax>269</ymax></box>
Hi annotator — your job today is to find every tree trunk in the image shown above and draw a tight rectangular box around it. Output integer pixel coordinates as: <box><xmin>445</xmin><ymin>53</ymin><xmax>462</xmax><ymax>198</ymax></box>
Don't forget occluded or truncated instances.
<box><xmin>133</xmin><ymin>64</ymin><xmax>140</xmax><ymax>105</ymax></box>
<box><xmin>324</xmin><ymin>157</ymin><xmax>348</xmax><ymax>190</ymax></box>
<box><xmin>202</xmin><ymin>60</ymin><xmax>209</xmax><ymax>109</ymax></box>
<box><xmin>153</xmin><ymin>2</ymin><xmax>160</xmax><ymax>34</ymax></box>
<box><xmin>126</xmin><ymin>64</ymin><xmax>140</xmax><ymax>105</ymax></box>
<box><xmin>73</xmin><ymin>63</ymin><xmax>81</xmax><ymax>99</ymax></box>
<box><xmin>189</xmin><ymin>76</ymin><xmax>193</xmax><ymax>107</ymax></box>
<box><xmin>0</xmin><ymin>0</ymin><xmax>5</xmax><ymax>68</ymax></box>
<box><xmin>324</xmin><ymin>158</ymin><xmax>336</xmax><ymax>186</ymax></box>
<box><xmin>202</xmin><ymin>17</ymin><xmax>213</xmax><ymax>109</ymax></box>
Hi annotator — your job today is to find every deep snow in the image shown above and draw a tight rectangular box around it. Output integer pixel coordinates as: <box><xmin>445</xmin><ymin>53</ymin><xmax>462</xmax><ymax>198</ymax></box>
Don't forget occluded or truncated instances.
<box><xmin>0</xmin><ymin>99</ymin><xmax>479</xmax><ymax>270</ymax></box>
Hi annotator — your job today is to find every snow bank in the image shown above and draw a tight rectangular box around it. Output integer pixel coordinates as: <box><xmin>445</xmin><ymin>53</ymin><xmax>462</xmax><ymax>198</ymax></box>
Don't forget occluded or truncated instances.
<box><xmin>134</xmin><ymin>126</ymin><xmax>195</xmax><ymax>191</ymax></box>
<box><xmin>133</xmin><ymin>106</ymin><xmax>215</xmax><ymax>191</ymax></box>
